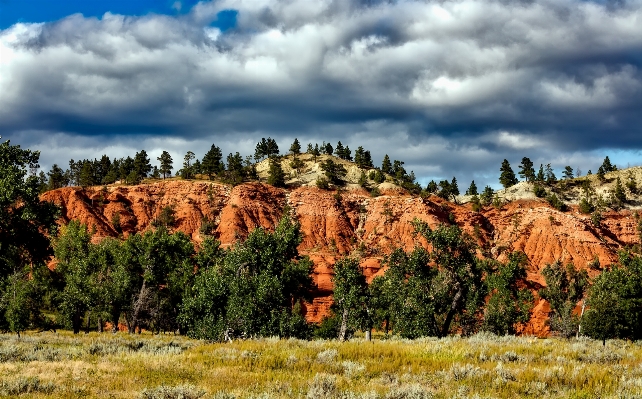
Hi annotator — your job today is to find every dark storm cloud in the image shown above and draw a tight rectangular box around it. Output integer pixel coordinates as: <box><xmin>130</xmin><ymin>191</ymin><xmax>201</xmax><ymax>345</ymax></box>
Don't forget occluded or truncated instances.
<box><xmin>1</xmin><ymin>0</ymin><xmax>642</xmax><ymax>187</ymax></box>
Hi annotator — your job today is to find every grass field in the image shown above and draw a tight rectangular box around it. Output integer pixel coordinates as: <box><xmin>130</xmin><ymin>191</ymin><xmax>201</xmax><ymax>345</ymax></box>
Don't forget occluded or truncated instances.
<box><xmin>0</xmin><ymin>332</ymin><xmax>639</xmax><ymax>398</ymax></box>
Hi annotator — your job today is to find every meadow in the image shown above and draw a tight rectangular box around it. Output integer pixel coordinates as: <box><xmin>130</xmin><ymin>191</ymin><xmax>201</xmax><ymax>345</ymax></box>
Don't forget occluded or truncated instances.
<box><xmin>0</xmin><ymin>332</ymin><xmax>639</xmax><ymax>399</ymax></box>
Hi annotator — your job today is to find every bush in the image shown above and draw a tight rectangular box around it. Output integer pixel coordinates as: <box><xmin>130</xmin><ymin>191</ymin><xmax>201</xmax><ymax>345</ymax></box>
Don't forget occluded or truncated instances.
<box><xmin>533</xmin><ymin>184</ymin><xmax>546</xmax><ymax>198</ymax></box>
<box><xmin>0</xmin><ymin>377</ymin><xmax>55</xmax><ymax>396</ymax></box>
<box><xmin>579</xmin><ymin>198</ymin><xmax>594</xmax><ymax>214</ymax></box>
<box><xmin>316</xmin><ymin>177</ymin><xmax>330</xmax><ymax>189</ymax></box>
<box><xmin>313</xmin><ymin>314</ymin><xmax>341</xmax><ymax>339</ymax></box>
<box><xmin>546</xmin><ymin>193</ymin><xmax>567</xmax><ymax>211</ymax></box>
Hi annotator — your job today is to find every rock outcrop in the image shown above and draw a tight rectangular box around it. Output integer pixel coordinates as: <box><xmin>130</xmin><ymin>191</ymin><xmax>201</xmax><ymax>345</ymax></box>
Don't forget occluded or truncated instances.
<box><xmin>41</xmin><ymin>180</ymin><xmax>641</xmax><ymax>336</ymax></box>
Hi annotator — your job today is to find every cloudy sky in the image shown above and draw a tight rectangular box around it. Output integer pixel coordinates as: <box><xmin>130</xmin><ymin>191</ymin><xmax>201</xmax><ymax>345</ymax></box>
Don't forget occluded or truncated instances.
<box><xmin>1</xmin><ymin>0</ymin><xmax>641</xmax><ymax>188</ymax></box>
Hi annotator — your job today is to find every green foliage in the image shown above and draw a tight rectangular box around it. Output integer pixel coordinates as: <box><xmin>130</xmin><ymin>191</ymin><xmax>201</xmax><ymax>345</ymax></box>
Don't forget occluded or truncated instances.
<box><xmin>381</xmin><ymin>155</ymin><xmax>392</xmax><ymax>174</ymax></box>
<box><xmin>612</xmin><ymin>176</ymin><xmax>627</xmax><ymax>206</ymax></box>
<box><xmin>626</xmin><ymin>172</ymin><xmax>638</xmax><ymax>194</ymax></box>
<box><xmin>546</xmin><ymin>193</ymin><xmax>567</xmax><ymax>211</ymax></box>
<box><xmin>320</xmin><ymin>159</ymin><xmax>347</xmax><ymax>186</ymax></box>
<box><xmin>480</xmin><ymin>186</ymin><xmax>494</xmax><ymax>205</ymax></box>
<box><xmin>316</xmin><ymin>177</ymin><xmax>330</xmax><ymax>190</ymax></box>
<box><xmin>563</xmin><ymin>166</ymin><xmax>574</xmax><ymax>180</ymax></box>
<box><xmin>202</xmin><ymin>144</ymin><xmax>224</xmax><ymax>179</ymax></box>
<box><xmin>354</xmin><ymin>146</ymin><xmax>373</xmax><ymax>169</ymax></box>
<box><xmin>499</xmin><ymin>159</ymin><xmax>518</xmax><ymax>188</ymax></box>
<box><xmin>481</xmin><ymin>252</ymin><xmax>533</xmax><ymax>335</ymax></box>
<box><xmin>545</xmin><ymin>163</ymin><xmax>557</xmax><ymax>185</ymax></box>
<box><xmin>579</xmin><ymin>198</ymin><xmax>594</xmax><ymax>214</ymax></box>
<box><xmin>539</xmin><ymin>261</ymin><xmax>588</xmax><ymax>338</ymax></box>
<box><xmin>466</xmin><ymin>180</ymin><xmax>478</xmax><ymax>196</ymax></box>
<box><xmin>358</xmin><ymin>171</ymin><xmax>368</xmax><ymax>188</ymax></box>
<box><xmin>583</xmin><ymin>252</ymin><xmax>642</xmax><ymax>342</ymax></box>
<box><xmin>332</xmin><ymin>258</ymin><xmax>369</xmax><ymax>340</ymax></box>
<box><xmin>532</xmin><ymin>184</ymin><xmax>546</xmax><ymax>198</ymax></box>
<box><xmin>470</xmin><ymin>194</ymin><xmax>482</xmax><ymax>212</ymax></box>
<box><xmin>289</xmin><ymin>138</ymin><xmax>301</xmax><ymax>155</ymax></box>
<box><xmin>518</xmin><ymin>157</ymin><xmax>536</xmax><ymax>182</ymax></box>
<box><xmin>600</xmin><ymin>156</ymin><xmax>617</xmax><ymax>173</ymax></box>
<box><xmin>179</xmin><ymin>213</ymin><xmax>314</xmax><ymax>340</ymax></box>
<box><xmin>254</xmin><ymin>137</ymin><xmax>279</xmax><ymax>161</ymax></box>
<box><xmin>267</xmin><ymin>158</ymin><xmax>286</xmax><ymax>187</ymax></box>
<box><xmin>180</xmin><ymin>151</ymin><xmax>196</xmax><ymax>179</ymax></box>
<box><xmin>157</xmin><ymin>151</ymin><xmax>173</xmax><ymax>179</ymax></box>
<box><xmin>152</xmin><ymin>206</ymin><xmax>177</xmax><ymax>229</ymax></box>
<box><xmin>372</xmin><ymin>169</ymin><xmax>385</xmax><ymax>184</ymax></box>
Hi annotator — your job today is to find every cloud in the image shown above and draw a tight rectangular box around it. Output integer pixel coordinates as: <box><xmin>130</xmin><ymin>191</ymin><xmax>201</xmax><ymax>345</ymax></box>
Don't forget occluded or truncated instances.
<box><xmin>1</xmin><ymin>0</ymin><xmax>642</xmax><ymax>188</ymax></box>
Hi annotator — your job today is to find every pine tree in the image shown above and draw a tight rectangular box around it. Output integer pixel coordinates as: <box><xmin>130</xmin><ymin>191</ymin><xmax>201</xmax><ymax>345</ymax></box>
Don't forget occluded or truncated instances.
<box><xmin>614</xmin><ymin>177</ymin><xmax>626</xmax><ymax>204</ymax></box>
<box><xmin>182</xmin><ymin>151</ymin><xmax>195</xmax><ymax>179</ymax></box>
<box><xmin>381</xmin><ymin>155</ymin><xmax>392</xmax><ymax>174</ymax></box>
<box><xmin>601</xmin><ymin>156</ymin><xmax>616</xmax><ymax>172</ymax></box>
<box><xmin>334</xmin><ymin>141</ymin><xmax>345</xmax><ymax>158</ymax></box>
<box><xmin>47</xmin><ymin>164</ymin><xmax>68</xmax><ymax>190</ymax></box>
<box><xmin>450</xmin><ymin>177</ymin><xmax>460</xmax><ymax>197</ymax></box>
<box><xmin>536</xmin><ymin>164</ymin><xmax>545</xmax><ymax>183</ymax></box>
<box><xmin>466</xmin><ymin>180</ymin><xmax>478</xmax><ymax>196</ymax></box>
<box><xmin>202</xmin><ymin>144</ymin><xmax>224</xmax><ymax>179</ymax></box>
<box><xmin>343</xmin><ymin>146</ymin><xmax>352</xmax><ymax>161</ymax></box>
<box><xmin>133</xmin><ymin>150</ymin><xmax>152</xmax><ymax>181</ymax></box>
<box><xmin>481</xmin><ymin>186</ymin><xmax>494</xmax><ymax>205</ymax></box>
<box><xmin>157</xmin><ymin>151</ymin><xmax>173</xmax><ymax>179</ymax></box>
<box><xmin>312</xmin><ymin>144</ymin><xmax>321</xmax><ymax>162</ymax></box>
<box><xmin>354</xmin><ymin>146</ymin><xmax>365</xmax><ymax>168</ymax></box>
<box><xmin>363</xmin><ymin>150</ymin><xmax>373</xmax><ymax>168</ymax></box>
<box><xmin>545</xmin><ymin>163</ymin><xmax>557</xmax><ymax>184</ymax></box>
<box><xmin>563</xmin><ymin>166</ymin><xmax>574</xmax><ymax>180</ymax></box>
<box><xmin>425</xmin><ymin>180</ymin><xmax>438</xmax><ymax>194</ymax></box>
<box><xmin>518</xmin><ymin>157</ymin><xmax>536</xmax><ymax>182</ymax></box>
<box><xmin>499</xmin><ymin>159</ymin><xmax>518</xmax><ymax>188</ymax></box>
<box><xmin>267</xmin><ymin>158</ymin><xmax>285</xmax><ymax>187</ymax></box>
<box><xmin>306</xmin><ymin>143</ymin><xmax>313</xmax><ymax>153</ymax></box>
<box><xmin>324</xmin><ymin>142</ymin><xmax>333</xmax><ymax>155</ymax></box>
<box><xmin>289</xmin><ymin>138</ymin><xmax>301</xmax><ymax>155</ymax></box>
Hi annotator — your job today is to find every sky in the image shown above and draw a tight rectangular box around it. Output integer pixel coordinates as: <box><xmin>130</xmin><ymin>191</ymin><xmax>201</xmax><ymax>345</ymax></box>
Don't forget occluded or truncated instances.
<box><xmin>1</xmin><ymin>0</ymin><xmax>642</xmax><ymax>189</ymax></box>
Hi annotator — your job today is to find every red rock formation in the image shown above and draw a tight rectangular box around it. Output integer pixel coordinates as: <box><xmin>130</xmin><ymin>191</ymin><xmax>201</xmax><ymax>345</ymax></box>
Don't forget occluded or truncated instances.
<box><xmin>41</xmin><ymin>181</ymin><xmax>640</xmax><ymax>335</ymax></box>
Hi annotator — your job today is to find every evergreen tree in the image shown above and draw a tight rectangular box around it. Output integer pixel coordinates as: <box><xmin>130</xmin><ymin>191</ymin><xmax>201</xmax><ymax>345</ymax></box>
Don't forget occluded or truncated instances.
<box><xmin>381</xmin><ymin>155</ymin><xmax>392</xmax><ymax>174</ymax></box>
<box><xmin>202</xmin><ymin>144</ymin><xmax>224</xmax><ymax>179</ymax></box>
<box><xmin>306</xmin><ymin>143</ymin><xmax>313</xmax><ymax>153</ymax></box>
<box><xmin>334</xmin><ymin>141</ymin><xmax>345</xmax><ymax>159</ymax></box>
<box><xmin>225</xmin><ymin>152</ymin><xmax>245</xmax><ymax>185</ymax></box>
<box><xmin>450</xmin><ymin>177</ymin><xmax>460</xmax><ymax>197</ymax></box>
<box><xmin>79</xmin><ymin>161</ymin><xmax>95</xmax><ymax>188</ymax></box>
<box><xmin>343</xmin><ymin>146</ymin><xmax>352</xmax><ymax>161</ymax></box>
<box><xmin>47</xmin><ymin>164</ymin><xmax>68</xmax><ymax>190</ymax></box>
<box><xmin>601</xmin><ymin>156</ymin><xmax>616</xmax><ymax>172</ymax></box>
<box><xmin>499</xmin><ymin>159</ymin><xmax>518</xmax><ymax>188</ymax></box>
<box><xmin>354</xmin><ymin>146</ymin><xmax>365</xmax><ymax>168</ymax></box>
<box><xmin>613</xmin><ymin>176</ymin><xmax>627</xmax><ymax>205</ymax></box>
<box><xmin>324</xmin><ymin>142</ymin><xmax>333</xmax><ymax>155</ymax></box>
<box><xmin>192</xmin><ymin>159</ymin><xmax>202</xmax><ymax>176</ymax></box>
<box><xmin>518</xmin><ymin>157</ymin><xmax>536</xmax><ymax>182</ymax></box>
<box><xmin>320</xmin><ymin>159</ymin><xmax>348</xmax><ymax>185</ymax></box>
<box><xmin>267</xmin><ymin>158</ymin><xmax>285</xmax><ymax>187</ymax></box>
<box><xmin>363</xmin><ymin>150</ymin><xmax>373</xmax><ymax>168</ymax></box>
<box><xmin>289</xmin><ymin>138</ymin><xmax>301</xmax><ymax>155</ymax></box>
<box><xmin>466</xmin><ymin>180</ymin><xmax>478</xmax><ymax>196</ymax></box>
<box><xmin>312</xmin><ymin>144</ymin><xmax>321</xmax><ymax>162</ymax></box>
<box><xmin>151</xmin><ymin>166</ymin><xmax>160</xmax><ymax>179</ymax></box>
<box><xmin>536</xmin><ymin>164</ymin><xmax>545</xmax><ymax>182</ymax></box>
<box><xmin>157</xmin><ymin>151</ymin><xmax>173</xmax><ymax>179</ymax></box>
<box><xmin>133</xmin><ymin>150</ymin><xmax>152</xmax><ymax>181</ymax></box>
<box><xmin>425</xmin><ymin>180</ymin><xmax>438</xmax><ymax>194</ymax></box>
<box><xmin>545</xmin><ymin>163</ymin><xmax>557</xmax><ymax>184</ymax></box>
<box><xmin>563</xmin><ymin>166</ymin><xmax>574</xmax><ymax>180</ymax></box>
<box><xmin>181</xmin><ymin>151</ymin><xmax>195</xmax><ymax>179</ymax></box>
<box><xmin>480</xmin><ymin>186</ymin><xmax>494</xmax><ymax>205</ymax></box>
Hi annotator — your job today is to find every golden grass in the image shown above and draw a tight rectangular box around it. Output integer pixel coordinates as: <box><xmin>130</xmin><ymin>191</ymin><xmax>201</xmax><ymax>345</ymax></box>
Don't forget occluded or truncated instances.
<box><xmin>0</xmin><ymin>331</ymin><xmax>640</xmax><ymax>398</ymax></box>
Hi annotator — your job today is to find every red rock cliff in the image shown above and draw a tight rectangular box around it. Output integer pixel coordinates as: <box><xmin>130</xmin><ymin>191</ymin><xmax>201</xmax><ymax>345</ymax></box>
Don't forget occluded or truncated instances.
<box><xmin>41</xmin><ymin>181</ymin><xmax>641</xmax><ymax>336</ymax></box>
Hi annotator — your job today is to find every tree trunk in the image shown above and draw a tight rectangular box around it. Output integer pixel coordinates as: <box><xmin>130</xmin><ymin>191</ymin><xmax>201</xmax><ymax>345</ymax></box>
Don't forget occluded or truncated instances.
<box><xmin>129</xmin><ymin>280</ymin><xmax>148</xmax><ymax>334</ymax></box>
<box><xmin>441</xmin><ymin>288</ymin><xmax>464</xmax><ymax>338</ymax></box>
<box><xmin>365</xmin><ymin>330</ymin><xmax>371</xmax><ymax>341</ymax></box>
<box><xmin>72</xmin><ymin>312</ymin><xmax>82</xmax><ymax>334</ymax></box>
<box><xmin>97</xmin><ymin>316</ymin><xmax>103</xmax><ymax>333</ymax></box>
<box><xmin>111</xmin><ymin>309</ymin><xmax>120</xmax><ymax>333</ymax></box>
<box><xmin>85</xmin><ymin>312</ymin><xmax>91</xmax><ymax>334</ymax></box>
<box><xmin>338</xmin><ymin>308</ymin><xmax>349</xmax><ymax>342</ymax></box>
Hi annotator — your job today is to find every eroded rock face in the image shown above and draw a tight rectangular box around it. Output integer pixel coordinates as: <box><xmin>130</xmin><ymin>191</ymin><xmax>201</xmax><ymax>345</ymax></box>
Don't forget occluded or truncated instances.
<box><xmin>41</xmin><ymin>181</ymin><xmax>641</xmax><ymax>336</ymax></box>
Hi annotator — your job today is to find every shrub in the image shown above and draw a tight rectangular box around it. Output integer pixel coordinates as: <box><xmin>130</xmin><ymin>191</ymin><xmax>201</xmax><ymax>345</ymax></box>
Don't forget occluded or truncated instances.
<box><xmin>579</xmin><ymin>198</ymin><xmax>594</xmax><ymax>214</ymax></box>
<box><xmin>546</xmin><ymin>193</ymin><xmax>567</xmax><ymax>211</ymax></box>
<box><xmin>0</xmin><ymin>377</ymin><xmax>55</xmax><ymax>396</ymax></box>
<box><xmin>306</xmin><ymin>374</ymin><xmax>337</xmax><ymax>399</ymax></box>
<box><xmin>316</xmin><ymin>177</ymin><xmax>330</xmax><ymax>190</ymax></box>
<box><xmin>533</xmin><ymin>184</ymin><xmax>546</xmax><ymax>198</ymax></box>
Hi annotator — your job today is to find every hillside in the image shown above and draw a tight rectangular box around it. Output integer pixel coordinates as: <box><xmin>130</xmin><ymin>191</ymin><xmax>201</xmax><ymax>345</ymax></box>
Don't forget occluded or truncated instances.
<box><xmin>41</xmin><ymin>163</ymin><xmax>642</xmax><ymax>336</ymax></box>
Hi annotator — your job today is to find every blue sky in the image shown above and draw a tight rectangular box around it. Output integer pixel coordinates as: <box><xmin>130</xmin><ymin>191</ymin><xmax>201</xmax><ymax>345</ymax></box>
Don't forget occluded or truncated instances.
<box><xmin>0</xmin><ymin>0</ymin><xmax>236</xmax><ymax>30</ymax></box>
<box><xmin>1</xmin><ymin>0</ymin><xmax>641</xmax><ymax>188</ymax></box>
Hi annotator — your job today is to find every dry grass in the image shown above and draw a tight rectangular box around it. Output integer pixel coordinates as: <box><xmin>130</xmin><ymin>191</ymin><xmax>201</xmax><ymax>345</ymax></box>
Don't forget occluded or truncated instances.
<box><xmin>0</xmin><ymin>331</ymin><xmax>640</xmax><ymax>398</ymax></box>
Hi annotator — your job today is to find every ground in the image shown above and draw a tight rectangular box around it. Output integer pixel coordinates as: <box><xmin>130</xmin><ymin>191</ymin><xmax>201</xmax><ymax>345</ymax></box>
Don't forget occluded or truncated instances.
<box><xmin>0</xmin><ymin>332</ymin><xmax>639</xmax><ymax>398</ymax></box>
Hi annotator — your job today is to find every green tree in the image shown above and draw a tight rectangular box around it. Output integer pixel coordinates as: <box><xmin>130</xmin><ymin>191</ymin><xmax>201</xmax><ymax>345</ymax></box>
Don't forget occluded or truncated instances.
<box><xmin>157</xmin><ymin>151</ymin><xmax>173</xmax><ymax>179</ymax></box>
<box><xmin>613</xmin><ymin>176</ymin><xmax>627</xmax><ymax>205</ymax></box>
<box><xmin>0</xmin><ymin>140</ymin><xmax>59</xmax><ymax>334</ymax></box>
<box><xmin>289</xmin><ymin>138</ymin><xmax>301</xmax><ymax>155</ymax></box>
<box><xmin>545</xmin><ymin>163</ymin><xmax>557</xmax><ymax>185</ymax></box>
<box><xmin>267</xmin><ymin>158</ymin><xmax>286</xmax><ymax>187</ymax></box>
<box><xmin>563</xmin><ymin>166</ymin><xmax>574</xmax><ymax>180</ymax></box>
<box><xmin>480</xmin><ymin>186</ymin><xmax>494</xmax><ymax>206</ymax></box>
<box><xmin>323</xmin><ymin>142</ymin><xmax>333</xmax><ymax>155</ymax></box>
<box><xmin>202</xmin><ymin>144</ymin><xmax>224</xmax><ymax>179</ymax></box>
<box><xmin>536</xmin><ymin>164</ymin><xmax>545</xmax><ymax>183</ymax></box>
<box><xmin>332</xmin><ymin>258</ymin><xmax>369</xmax><ymax>341</ymax></box>
<box><xmin>481</xmin><ymin>252</ymin><xmax>533</xmax><ymax>335</ymax></box>
<box><xmin>499</xmin><ymin>159</ymin><xmax>518</xmax><ymax>188</ymax></box>
<box><xmin>466</xmin><ymin>180</ymin><xmax>478</xmax><ymax>196</ymax></box>
<box><xmin>225</xmin><ymin>152</ymin><xmax>245</xmax><ymax>185</ymax></box>
<box><xmin>133</xmin><ymin>150</ymin><xmax>152</xmax><ymax>181</ymax></box>
<box><xmin>425</xmin><ymin>180</ymin><xmax>438</xmax><ymax>194</ymax></box>
<box><xmin>583</xmin><ymin>252</ymin><xmax>642</xmax><ymax>343</ymax></box>
<box><xmin>381</xmin><ymin>155</ymin><xmax>392</xmax><ymax>174</ymax></box>
<box><xmin>47</xmin><ymin>164</ymin><xmax>68</xmax><ymax>190</ymax></box>
<box><xmin>78</xmin><ymin>161</ymin><xmax>95</xmax><ymax>188</ymax></box>
<box><xmin>334</xmin><ymin>141</ymin><xmax>345</xmax><ymax>159</ymax></box>
<box><xmin>518</xmin><ymin>157</ymin><xmax>536</xmax><ymax>182</ymax></box>
<box><xmin>601</xmin><ymin>156</ymin><xmax>616</xmax><ymax>172</ymax></box>
<box><xmin>181</xmin><ymin>151</ymin><xmax>195</xmax><ymax>179</ymax></box>
<box><xmin>539</xmin><ymin>261</ymin><xmax>589</xmax><ymax>338</ymax></box>
<box><xmin>320</xmin><ymin>159</ymin><xmax>348</xmax><ymax>185</ymax></box>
